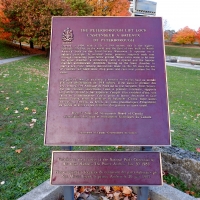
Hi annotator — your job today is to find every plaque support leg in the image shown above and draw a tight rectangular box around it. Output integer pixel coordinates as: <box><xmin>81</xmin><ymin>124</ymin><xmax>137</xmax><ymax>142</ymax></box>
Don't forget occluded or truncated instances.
<box><xmin>137</xmin><ymin>146</ymin><xmax>152</xmax><ymax>200</ymax></box>
<box><xmin>62</xmin><ymin>146</ymin><xmax>74</xmax><ymax>200</ymax></box>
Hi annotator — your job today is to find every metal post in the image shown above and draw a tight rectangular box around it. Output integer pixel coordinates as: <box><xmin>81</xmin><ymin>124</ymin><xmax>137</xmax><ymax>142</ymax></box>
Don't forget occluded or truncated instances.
<box><xmin>137</xmin><ymin>146</ymin><xmax>152</xmax><ymax>200</ymax></box>
<box><xmin>62</xmin><ymin>146</ymin><xmax>74</xmax><ymax>200</ymax></box>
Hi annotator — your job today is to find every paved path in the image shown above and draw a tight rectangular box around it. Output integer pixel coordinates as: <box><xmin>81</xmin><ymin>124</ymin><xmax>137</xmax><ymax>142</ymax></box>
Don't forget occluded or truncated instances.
<box><xmin>0</xmin><ymin>54</ymin><xmax>40</xmax><ymax>65</ymax></box>
<box><xmin>166</xmin><ymin>62</ymin><xmax>200</xmax><ymax>70</ymax></box>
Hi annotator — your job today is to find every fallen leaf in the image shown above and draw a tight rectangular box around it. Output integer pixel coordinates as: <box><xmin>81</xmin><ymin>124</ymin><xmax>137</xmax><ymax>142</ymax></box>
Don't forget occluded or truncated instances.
<box><xmin>24</xmin><ymin>107</ymin><xmax>29</xmax><ymax>110</ymax></box>
<box><xmin>196</xmin><ymin>148</ymin><xmax>200</xmax><ymax>153</ymax></box>
<box><xmin>122</xmin><ymin>186</ymin><xmax>132</xmax><ymax>196</ymax></box>
<box><xmin>104</xmin><ymin>186</ymin><xmax>111</xmax><ymax>194</ymax></box>
<box><xmin>77</xmin><ymin>186</ymin><xmax>85</xmax><ymax>193</ymax></box>
<box><xmin>14</xmin><ymin>110</ymin><xmax>19</xmax><ymax>114</ymax></box>
<box><xmin>31</xmin><ymin>119</ymin><xmax>37</xmax><ymax>123</ymax></box>
<box><xmin>15</xmin><ymin>149</ymin><xmax>22</xmax><ymax>153</ymax></box>
<box><xmin>30</xmin><ymin>123</ymin><xmax>34</xmax><ymax>128</ymax></box>
<box><xmin>32</xmin><ymin>109</ymin><xmax>37</xmax><ymax>114</ymax></box>
<box><xmin>106</xmin><ymin>193</ymin><xmax>113</xmax><ymax>198</ymax></box>
<box><xmin>162</xmin><ymin>170</ymin><xmax>169</xmax><ymax>176</ymax></box>
<box><xmin>1</xmin><ymin>181</ymin><xmax>5</xmax><ymax>185</ymax></box>
<box><xmin>101</xmin><ymin>197</ymin><xmax>109</xmax><ymax>200</ymax></box>
<box><xmin>10</xmin><ymin>146</ymin><xmax>16</xmax><ymax>149</ymax></box>
<box><xmin>170</xmin><ymin>183</ymin><xmax>174</xmax><ymax>187</ymax></box>
<box><xmin>113</xmin><ymin>192</ymin><xmax>120</xmax><ymax>200</ymax></box>
<box><xmin>6</xmin><ymin>97</ymin><xmax>9</xmax><ymax>100</ymax></box>
<box><xmin>190</xmin><ymin>191</ymin><xmax>195</xmax><ymax>196</ymax></box>
<box><xmin>74</xmin><ymin>192</ymin><xmax>80</xmax><ymax>198</ymax></box>
<box><xmin>113</xmin><ymin>186</ymin><xmax>122</xmax><ymax>192</ymax></box>
<box><xmin>5</xmin><ymin>107</ymin><xmax>9</xmax><ymax>110</ymax></box>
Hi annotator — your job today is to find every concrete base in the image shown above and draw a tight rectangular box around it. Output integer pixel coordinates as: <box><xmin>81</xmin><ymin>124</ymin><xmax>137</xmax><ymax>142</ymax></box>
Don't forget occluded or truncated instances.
<box><xmin>17</xmin><ymin>180</ymin><xmax>64</xmax><ymax>200</ymax></box>
<box><xmin>17</xmin><ymin>180</ymin><xmax>198</xmax><ymax>200</ymax></box>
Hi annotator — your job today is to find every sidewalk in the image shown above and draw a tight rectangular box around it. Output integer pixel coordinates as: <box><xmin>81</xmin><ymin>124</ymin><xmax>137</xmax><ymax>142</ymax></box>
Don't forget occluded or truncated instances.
<box><xmin>0</xmin><ymin>54</ymin><xmax>41</xmax><ymax>65</ymax></box>
<box><xmin>166</xmin><ymin>56</ymin><xmax>200</xmax><ymax>65</ymax></box>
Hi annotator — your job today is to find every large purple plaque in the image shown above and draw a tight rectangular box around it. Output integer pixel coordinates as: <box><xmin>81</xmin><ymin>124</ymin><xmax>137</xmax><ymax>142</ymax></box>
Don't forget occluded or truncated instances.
<box><xmin>51</xmin><ymin>151</ymin><xmax>162</xmax><ymax>186</ymax></box>
<box><xmin>45</xmin><ymin>17</ymin><xmax>170</xmax><ymax>146</ymax></box>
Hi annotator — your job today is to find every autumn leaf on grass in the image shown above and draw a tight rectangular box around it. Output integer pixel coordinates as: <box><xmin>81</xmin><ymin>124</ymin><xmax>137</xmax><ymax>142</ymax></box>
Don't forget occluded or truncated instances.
<box><xmin>1</xmin><ymin>181</ymin><xmax>5</xmax><ymax>185</ymax></box>
<box><xmin>32</xmin><ymin>119</ymin><xmax>37</xmax><ymax>123</ymax></box>
<box><xmin>24</xmin><ymin>107</ymin><xmax>29</xmax><ymax>110</ymax></box>
<box><xmin>30</xmin><ymin>123</ymin><xmax>34</xmax><ymax>128</ymax></box>
<box><xmin>32</xmin><ymin>109</ymin><xmax>36</xmax><ymax>114</ymax></box>
<box><xmin>15</xmin><ymin>149</ymin><xmax>22</xmax><ymax>153</ymax></box>
<box><xmin>196</xmin><ymin>148</ymin><xmax>200</xmax><ymax>153</ymax></box>
<box><xmin>185</xmin><ymin>190</ymin><xmax>195</xmax><ymax>196</ymax></box>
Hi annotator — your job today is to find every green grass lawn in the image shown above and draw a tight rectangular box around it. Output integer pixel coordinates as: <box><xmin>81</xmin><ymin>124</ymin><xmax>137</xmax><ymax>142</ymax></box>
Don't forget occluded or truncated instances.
<box><xmin>0</xmin><ymin>56</ymin><xmax>54</xmax><ymax>199</ymax></box>
<box><xmin>167</xmin><ymin>66</ymin><xmax>200</xmax><ymax>151</ymax></box>
<box><xmin>165</xmin><ymin>45</ymin><xmax>200</xmax><ymax>58</ymax></box>
<box><xmin>0</xmin><ymin>43</ymin><xmax>200</xmax><ymax>199</ymax></box>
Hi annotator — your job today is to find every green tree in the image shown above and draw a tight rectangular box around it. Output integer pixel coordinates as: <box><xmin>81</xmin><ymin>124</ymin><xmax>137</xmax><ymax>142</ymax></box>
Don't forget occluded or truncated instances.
<box><xmin>66</xmin><ymin>0</ymin><xmax>92</xmax><ymax>16</ymax></box>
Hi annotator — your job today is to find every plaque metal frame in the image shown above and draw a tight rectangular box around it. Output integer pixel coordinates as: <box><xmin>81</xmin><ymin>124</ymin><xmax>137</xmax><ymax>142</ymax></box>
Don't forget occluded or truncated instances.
<box><xmin>50</xmin><ymin>151</ymin><xmax>162</xmax><ymax>186</ymax></box>
<box><xmin>44</xmin><ymin>17</ymin><xmax>171</xmax><ymax>146</ymax></box>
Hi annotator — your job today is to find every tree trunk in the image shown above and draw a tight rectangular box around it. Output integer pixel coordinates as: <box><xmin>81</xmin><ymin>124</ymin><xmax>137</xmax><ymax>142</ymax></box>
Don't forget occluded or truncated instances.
<box><xmin>30</xmin><ymin>40</ymin><xmax>34</xmax><ymax>49</ymax></box>
<box><xmin>20</xmin><ymin>41</ymin><xmax>22</xmax><ymax>49</ymax></box>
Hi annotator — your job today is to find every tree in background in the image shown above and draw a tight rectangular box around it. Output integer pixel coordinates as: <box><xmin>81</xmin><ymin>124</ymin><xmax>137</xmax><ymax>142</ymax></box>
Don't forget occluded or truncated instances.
<box><xmin>196</xmin><ymin>27</ymin><xmax>200</xmax><ymax>44</ymax></box>
<box><xmin>66</xmin><ymin>0</ymin><xmax>92</xmax><ymax>16</ymax></box>
<box><xmin>1</xmin><ymin>0</ymin><xmax>76</xmax><ymax>48</ymax></box>
<box><xmin>0</xmin><ymin>2</ymin><xmax>12</xmax><ymax>39</ymax></box>
<box><xmin>86</xmin><ymin>0</ymin><xmax>130</xmax><ymax>16</ymax></box>
<box><xmin>164</xmin><ymin>30</ymin><xmax>175</xmax><ymax>41</ymax></box>
<box><xmin>172</xmin><ymin>26</ymin><xmax>196</xmax><ymax>45</ymax></box>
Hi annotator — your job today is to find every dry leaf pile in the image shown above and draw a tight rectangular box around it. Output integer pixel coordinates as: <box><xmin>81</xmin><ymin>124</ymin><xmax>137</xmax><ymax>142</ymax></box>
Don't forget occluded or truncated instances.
<box><xmin>74</xmin><ymin>186</ymin><xmax>141</xmax><ymax>200</ymax></box>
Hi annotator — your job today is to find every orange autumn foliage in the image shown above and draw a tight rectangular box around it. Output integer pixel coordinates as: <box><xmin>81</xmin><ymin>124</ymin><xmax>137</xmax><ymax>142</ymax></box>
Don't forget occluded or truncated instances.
<box><xmin>172</xmin><ymin>26</ymin><xmax>196</xmax><ymax>45</ymax></box>
<box><xmin>86</xmin><ymin>0</ymin><xmax>130</xmax><ymax>16</ymax></box>
<box><xmin>0</xmin><ymin>2</ymin><xmax>11</xmax><ymax>39</ymax></box>
<box><xmin>196</xmin><ymin>27</ymin><xmax>200</xmax><ymax>44</ymax></box>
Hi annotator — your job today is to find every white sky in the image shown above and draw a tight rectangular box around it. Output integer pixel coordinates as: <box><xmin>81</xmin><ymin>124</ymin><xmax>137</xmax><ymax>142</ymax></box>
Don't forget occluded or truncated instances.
<box><xmin>155</xmin><ymin>0</ymin><xmax>200</xmax><ymax>31</ymax></box>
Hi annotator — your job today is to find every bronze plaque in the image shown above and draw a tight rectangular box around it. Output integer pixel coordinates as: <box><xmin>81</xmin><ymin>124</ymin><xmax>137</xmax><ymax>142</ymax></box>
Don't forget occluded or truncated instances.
<box><xmin>51</xmin><ymin>151</ymin><xmax>162</xmax><ymax>185</ymax></box>
<box><xmin>45</xmin><ymin>17</ymin><xmax>170</xmax><ymax>146</ymax></box>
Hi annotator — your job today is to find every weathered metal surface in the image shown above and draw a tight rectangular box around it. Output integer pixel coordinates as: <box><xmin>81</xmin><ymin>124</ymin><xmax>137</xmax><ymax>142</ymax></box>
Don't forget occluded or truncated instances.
<box><xmin>45</xmin><ymin>17</ymin><xmax>170</xmax><ymax>146</ymax></box>
<box><xmin>51</xmin><ymin>151</ymin><xmax>162</xmax><ymax>186</ymax></box>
